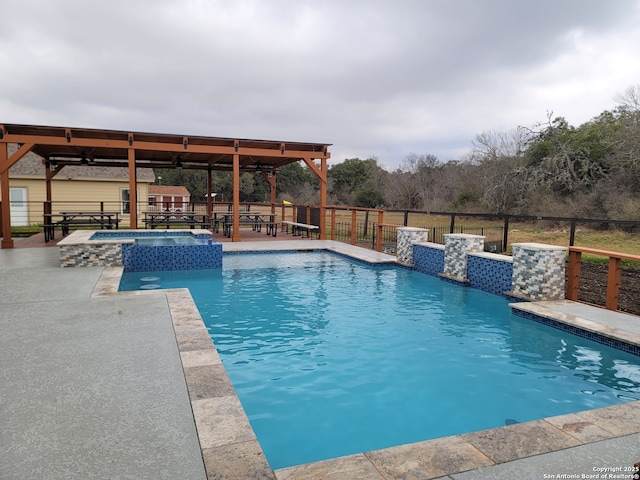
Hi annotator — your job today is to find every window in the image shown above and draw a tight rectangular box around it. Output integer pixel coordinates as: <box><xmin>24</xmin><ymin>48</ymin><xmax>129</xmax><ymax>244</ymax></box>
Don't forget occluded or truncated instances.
<box><xmin>121</xmin><ymin>189</ymin><xmax>130</xmax><ymax>214</ymax></box>
<box><xmin>120</xmin><ymin>188</ymin><xmax>140</xmax><ymax>214</ymax></box>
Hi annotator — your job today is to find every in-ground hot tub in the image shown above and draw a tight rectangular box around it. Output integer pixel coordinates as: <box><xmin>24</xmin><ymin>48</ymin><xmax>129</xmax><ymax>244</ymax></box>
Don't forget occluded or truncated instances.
<box><xmin>57</xmin><ymin>229</ymin><xmax>222</xmax><ymax>271</ymax></box>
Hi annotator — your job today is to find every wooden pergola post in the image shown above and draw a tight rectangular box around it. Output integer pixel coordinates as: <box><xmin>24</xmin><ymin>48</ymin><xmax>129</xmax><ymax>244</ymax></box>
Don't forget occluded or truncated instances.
<box><xmin>232</xmin><ymin>152</ymin><xmax>241</xmax><ymax>242</ymax></box>
<box><xmin>0</xmin><ymin>140</ymin><xmax>35</xmax><ymax>248</ymax></box>
<box><xmin>206</xmin><ymin>166</ymin><xmax>213</xmax><ymax>218</ymax></box>
<box><xmin>301</xmin><ymin>154</ymin><xmax>328</xmax><ymax>239</ymax></box>
<box><xmin>319</xmin><ymin>157</ymin><xmax>327</xmax><ymax>239</ymax></box>
<box><xmin>128</xmin><ymin>147</ymin><xmax>137</xmax><ymax>228</ymax></box>
<box><xmin>270</xmin><ymin>174</ymin><xmax>277</xmax><ymax>214</ymax></box>
<box><xmin>0</xmin><ymin>143</ymin><xmax>10</xmax><ymax>248</ymax></box>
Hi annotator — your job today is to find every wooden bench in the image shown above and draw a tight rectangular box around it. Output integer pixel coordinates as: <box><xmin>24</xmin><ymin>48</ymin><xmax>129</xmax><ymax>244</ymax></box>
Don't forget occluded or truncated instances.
<box><xmin>282</xmin><ymin>221</ymin><xmax>319</xmax><ymax>238</ymax></box>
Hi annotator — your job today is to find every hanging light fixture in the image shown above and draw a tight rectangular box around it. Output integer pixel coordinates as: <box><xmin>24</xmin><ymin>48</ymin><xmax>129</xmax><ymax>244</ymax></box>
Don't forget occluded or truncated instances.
<box><xmin>80</xmin><ymin>153</ymin><xmax>88</xmax><ymax>165</ymax></box>
<box><xmin>175</xmin><ymin>156</ymin><xmax>183</xmax><ymax>169</ymax></box>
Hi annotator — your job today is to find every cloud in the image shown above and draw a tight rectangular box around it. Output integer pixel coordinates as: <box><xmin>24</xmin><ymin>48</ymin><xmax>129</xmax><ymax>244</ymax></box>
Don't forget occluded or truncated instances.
<box><xmin>1</xmin><ymin>0</ymin><xmax>639</xmax><ymax>169</ymax></box>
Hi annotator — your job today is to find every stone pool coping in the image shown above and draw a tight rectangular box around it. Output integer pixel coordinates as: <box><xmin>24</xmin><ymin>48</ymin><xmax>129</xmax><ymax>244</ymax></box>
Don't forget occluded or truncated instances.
<box><xmin>57</xmin><ymin>228</ymin><xmax>213</xmax><ymax>246</ymax></box>
<box><xmin>92</xmin><ymin>241</ymin><xmax>640</xmax><ymax>479</ymax></box>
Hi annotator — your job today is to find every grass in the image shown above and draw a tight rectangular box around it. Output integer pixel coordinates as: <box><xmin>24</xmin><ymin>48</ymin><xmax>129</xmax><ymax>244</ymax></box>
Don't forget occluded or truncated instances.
<box><xmin>507</xmin><ymin>227</ymin><xmax>640</xmax><ymax>257</ymax></box>
<box><xmin>10</xmin><ymin>226</ymin><xmax>43</xmax><ymax>237</ymax></box>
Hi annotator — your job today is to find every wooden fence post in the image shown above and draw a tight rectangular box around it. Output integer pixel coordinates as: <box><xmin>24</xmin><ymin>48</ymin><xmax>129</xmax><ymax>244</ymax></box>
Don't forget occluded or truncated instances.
<box><xmin>606</xmin><ymin>257</ymin><xmax>622</xmax><ymax>310</ymax></box>
<box><xmin>567</xmin><ymin>250</ymin><xmax>582</xmax><ymax>301</ymax></box>
<box><xmin>350</xmin><ymin>209</ymin><xmax>357</xmax><ymax>245</ymax></box>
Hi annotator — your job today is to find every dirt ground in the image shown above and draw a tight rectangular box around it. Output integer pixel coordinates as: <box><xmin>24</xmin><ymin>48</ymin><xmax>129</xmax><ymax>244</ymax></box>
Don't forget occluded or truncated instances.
<box><xmin>568</xmin><ymin>262</ymin><xmax>640</xmax><ymax>316</ymax></box>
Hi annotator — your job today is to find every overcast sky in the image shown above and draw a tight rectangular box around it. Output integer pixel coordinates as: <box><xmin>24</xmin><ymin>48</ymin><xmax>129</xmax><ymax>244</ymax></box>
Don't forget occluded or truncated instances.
<box><xmin>1</xmin><ymin>1</ymin><xmax>639</xmax><ymax>170</ymax></box>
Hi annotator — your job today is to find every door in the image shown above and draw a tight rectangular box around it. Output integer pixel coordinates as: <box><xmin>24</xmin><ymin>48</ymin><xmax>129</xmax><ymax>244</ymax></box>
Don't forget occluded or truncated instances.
<box><xmin>162</xmin><ymin>196</ymin><xmax>172</xmax><ymax>212</ymax></box>
<box><xmin>10</xmin><ymin>187</ymin><xmax>28</xmax><ymax>226</ymax></box>
<box><xmin>173</xmin><ymin>196</ymin><xmax>184</xmax><ymax>213</ymax></box>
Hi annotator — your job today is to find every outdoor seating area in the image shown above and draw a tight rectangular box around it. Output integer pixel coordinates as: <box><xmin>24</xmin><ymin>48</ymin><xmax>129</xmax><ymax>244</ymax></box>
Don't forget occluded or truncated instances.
<box><xmin>212</xmin><ymin>212</ymin><xmax>278</xmax><ymax>238</ymax></box>
<box><xmin>142</xmin><ymin>212</ymin><xmax>209</xmax><ymax>229</ymax></box>
<box><xmin>43</xmin><ymin>211</ymin><xmax>121</xmax><ymax>242</ymax></box>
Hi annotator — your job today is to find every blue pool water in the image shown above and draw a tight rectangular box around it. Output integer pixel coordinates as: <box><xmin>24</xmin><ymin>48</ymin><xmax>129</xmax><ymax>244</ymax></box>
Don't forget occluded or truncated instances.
<box><xmin>89</xmin><ymin>231</ymin><xmax>209</xmax><ymax>244</ymax></box>
<box><xmin>134</xmin><ymin>236</ymin><xmax>207</xmax><ymax>245</ymax></box>
<box><xmin>119</xmin><ymin>252</ymin><xmax>640</xmax><ymax>469</ymax></box>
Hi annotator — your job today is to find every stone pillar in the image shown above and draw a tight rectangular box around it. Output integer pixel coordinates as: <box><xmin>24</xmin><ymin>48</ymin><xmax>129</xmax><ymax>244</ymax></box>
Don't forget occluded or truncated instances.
<box><xmin>510</xmin><ymin>243</ymin><xmax>567</xmax><ymax>301</ymax></box>
<box><xmin>396</xmin><ymin>227</ymin><xmax>429</xmax><ymax>266</ymax></box>
<box><xmin>442</xmin><ymin>234</ymin><xmax>485</xmax><ymax>282</ymax></box>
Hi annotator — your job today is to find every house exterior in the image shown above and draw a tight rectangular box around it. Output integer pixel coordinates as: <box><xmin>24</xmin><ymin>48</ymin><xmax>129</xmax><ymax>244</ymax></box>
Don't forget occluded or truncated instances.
<box><xmin>3</xmin><ymin>144</ymin><xmax>155</xmax><ymax>227</ymax></box>
<box><xmin>147</xmin><ymin>185</ymin><xmax>191</xmax><ymax>213</ymax></box>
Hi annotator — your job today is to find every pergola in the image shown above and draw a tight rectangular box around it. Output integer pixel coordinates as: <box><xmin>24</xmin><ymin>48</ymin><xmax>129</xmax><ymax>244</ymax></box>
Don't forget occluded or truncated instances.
<box><xmin>0</xmin><ymin>123</ymin><xmax>331</xmax><ymax>248</ymax></box>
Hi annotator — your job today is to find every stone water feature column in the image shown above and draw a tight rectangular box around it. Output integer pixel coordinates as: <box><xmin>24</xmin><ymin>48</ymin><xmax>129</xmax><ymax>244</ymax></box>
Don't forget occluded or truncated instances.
<box><xmin>441</xmin><ymin>233</ymin><xmax>485</xmax><ymax>283</ymax></box>
<box><xmin>396</xmin><ymin>227</ymin><xmax>429</xmax><ymax>266</ymax></box>
<box><xmin>510</xmin><ymin>243</ymin><xmax>567</xmax><ymax>301</ymax></box>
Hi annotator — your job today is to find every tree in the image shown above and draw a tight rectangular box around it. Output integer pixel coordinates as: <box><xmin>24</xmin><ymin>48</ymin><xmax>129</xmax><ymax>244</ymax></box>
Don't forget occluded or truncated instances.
<box><xmin>327</xmin><ymin>158</ymin><xmax>387</xmax><ymax>206</ymax></box>
<box><xmin>470</xmin><ymin>129</ymin><xmax>527</xmax><ymax>163</ymax></box>
<box><xmin>614</xmin><ymin>84</ymin><xmax>640</xmax><ymax>112</ymax></box>
<box><xmin>470</xmin><ymin>129</ymin><xmax>530</xmax><ymax>213</ymax></box>
<box><xmin>385</xmin><ymin>153</ymin><xmax>439</xmax><ymax>210</ymax></box>
<box><xmin>353</xmin><ymin>182</ymin><xmax>385</xmax><ymax>208</ymax></box>
<box><xmin>275</xmin><ymin>162</ymin><xmax>319</xmax><ymax>204</ymax></box>
<box><xmin>522</xmin><ymin>115</ymin><xmax>609</xmax><ymax>196</ymax></box>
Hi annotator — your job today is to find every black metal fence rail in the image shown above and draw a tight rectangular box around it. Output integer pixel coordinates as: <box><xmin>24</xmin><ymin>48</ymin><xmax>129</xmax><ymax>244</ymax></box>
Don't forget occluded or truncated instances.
<box><xmin>385</xmin><ymin>210</ymin><xmax>640</xmax><ymax>252</ymax></box>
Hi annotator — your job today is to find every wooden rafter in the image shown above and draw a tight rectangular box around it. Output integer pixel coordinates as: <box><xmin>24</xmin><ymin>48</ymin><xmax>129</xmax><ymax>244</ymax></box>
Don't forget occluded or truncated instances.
<box><xmin>0</xmin><ymin>123</ymin><xmax>331</xmax><ymax>247</ymax></box>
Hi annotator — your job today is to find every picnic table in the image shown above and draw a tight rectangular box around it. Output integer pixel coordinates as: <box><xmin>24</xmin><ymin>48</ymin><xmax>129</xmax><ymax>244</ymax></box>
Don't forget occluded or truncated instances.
<box><xmin>143</xmin><ymin>212</ymin><xmax>209</xmax><ymax>229</ymax></box>
<box><xmin>43</xmin><ymin>211</ymin><xmax>121</xmax><ymax>242</ymax></box>
<box><xmin>216</xmin><ymin>213</ymin><xmax>277</xmax><ymax>237</ymax></box>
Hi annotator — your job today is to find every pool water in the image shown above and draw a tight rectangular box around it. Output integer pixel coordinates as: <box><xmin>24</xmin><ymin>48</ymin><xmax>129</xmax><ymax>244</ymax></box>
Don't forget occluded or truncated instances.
<box><xmin>89</xmin><ymin>231</ymin><xmax>210</xmax><ymax>244</ymax></box>
<box><xmin>119</xmin><ymin>252</ymin><xmax>640</xmax><ymax>469</ymax></box>
<box><xmin>134</xmin><ymin>236</ymin><xmax>207</xmax><ymax>245</ymax></box>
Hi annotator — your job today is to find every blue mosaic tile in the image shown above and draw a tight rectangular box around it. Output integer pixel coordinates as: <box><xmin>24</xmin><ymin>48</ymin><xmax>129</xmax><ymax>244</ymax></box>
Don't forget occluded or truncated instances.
<box><xmin>123</xmin><ymin>243</ymin><xmax>222</xmax><ymax>272</ymax></box>
<box><xmin>467</xmin><ymin>255</ymin><xmax>513</xmax><ymax>296</ymax></box>
<box><xmin>413</xmin><ymin>244</ymin><xmax>444</xmax><ymax>276</ymax></box>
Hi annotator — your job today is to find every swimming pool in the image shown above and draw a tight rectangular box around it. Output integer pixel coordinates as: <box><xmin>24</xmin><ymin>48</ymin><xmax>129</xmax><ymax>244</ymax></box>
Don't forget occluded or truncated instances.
<box><xmin>119</xmin><ymin>251</ymin><xmax>640</xmax><ymax>469</ymax></box>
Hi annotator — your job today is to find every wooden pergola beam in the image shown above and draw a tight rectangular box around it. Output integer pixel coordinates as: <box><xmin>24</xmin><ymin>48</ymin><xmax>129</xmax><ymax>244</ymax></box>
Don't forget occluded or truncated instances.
<box><xmin>0</xmin><ymin>123</ymin><xmax>331</xmax><ymax>247</ymax></box>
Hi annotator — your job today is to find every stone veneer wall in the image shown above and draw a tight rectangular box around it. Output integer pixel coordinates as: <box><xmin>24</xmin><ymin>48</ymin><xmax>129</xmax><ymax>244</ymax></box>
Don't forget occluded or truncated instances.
<box><xmin>510</xmin><ymin>243</ymin><xmax>567</xmax><ymax>301</ymax></box>
<box><xmin>396</xmin><ymin>227</ymin><xmax>429</xmax><ymax>266</ymax></box>
<box><xmin>442</xmin><ymin>234</ymin><xmax>485</xmax><ymax>282</ymax></box>
<box><xmin>60</xmin><ymin>243</ymin><xmax>122</xmax><ymax>268</ymax></box>
<box><xmin>467</xmin><ymin>253</ymin><xmax>513</xmax><ymax>296</ymax></box>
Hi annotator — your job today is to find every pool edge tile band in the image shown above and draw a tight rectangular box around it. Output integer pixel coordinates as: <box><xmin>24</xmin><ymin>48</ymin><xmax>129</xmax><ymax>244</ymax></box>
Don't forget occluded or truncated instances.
<box><xmin>511</xmin><ymin>304</ymin><xmax>640</xmax><ymax>357</ymax></box>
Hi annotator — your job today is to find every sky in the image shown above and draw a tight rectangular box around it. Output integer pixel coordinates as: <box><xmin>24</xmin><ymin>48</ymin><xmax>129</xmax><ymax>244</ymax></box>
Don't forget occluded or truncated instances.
<box><xmin>1</xmin><ymin>0</ymin><xmax>639</xmax><ymax>171</ymax></box>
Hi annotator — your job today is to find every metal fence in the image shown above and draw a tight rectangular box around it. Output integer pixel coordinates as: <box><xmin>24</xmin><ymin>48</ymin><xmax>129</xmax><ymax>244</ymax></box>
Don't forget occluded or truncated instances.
<box><xmin>4</xmin><ymin>200</ymin><xmax>640</xmax><ymax>257</ymax></box>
